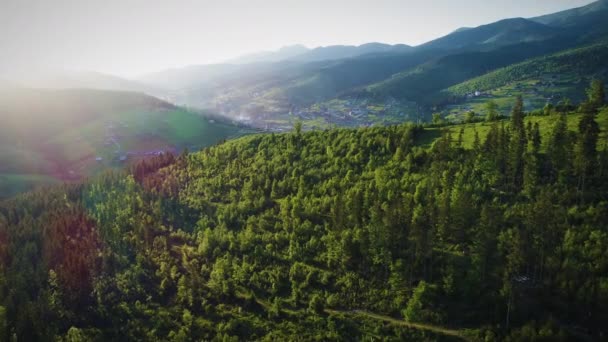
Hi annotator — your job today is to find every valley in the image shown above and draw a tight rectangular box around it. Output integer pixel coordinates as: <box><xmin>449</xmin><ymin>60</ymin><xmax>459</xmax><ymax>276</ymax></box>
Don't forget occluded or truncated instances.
<box><xmin>130</xmin><ymin>1</ymin><xmax>608</xmax><ymax>131</ymax></box>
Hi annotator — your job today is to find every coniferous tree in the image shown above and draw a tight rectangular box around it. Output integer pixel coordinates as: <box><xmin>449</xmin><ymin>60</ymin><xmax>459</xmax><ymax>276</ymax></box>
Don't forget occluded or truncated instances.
<box><xmin>511</xmin><ymin>96</ymin><xmax>525</xmax><ymax>132</ymax></box>
<box><xmin>473</xmin><ymin>128</ymin><xmax>481</xmax><ymax>152</ymax></box>
<box><xmin>575</xmin><ymin>108</ymin><xmax>600</xmax><ymax>195</ymax></box>
<box><xmin>509</xmin><ymin>96</ymin><xmax>527</xmax><ymax>189</ymax></box>
<box><xmin>465</xmin><ymin>111</ymin><xmax>475</xmax><ymax>123</ymax></box>
<box><xmin>586</xmin><ymin>79</ymin><xmax>605</xmax><ymax>111</ymax></box>
<box><xmin>485</xmin><ymin>100</ymin><xmax>499</xmax><ymax>122</ymax></box>
<box><xmin>547</xmin><ymin>113</ymin><xmax>571</xmax><ymax>183</ymax></box>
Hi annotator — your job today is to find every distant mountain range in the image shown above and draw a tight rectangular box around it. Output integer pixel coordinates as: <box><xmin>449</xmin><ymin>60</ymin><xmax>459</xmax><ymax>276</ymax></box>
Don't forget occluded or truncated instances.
<box><xmin>2</xmin><ymin>0</ymin><xmax>607</xmax><ymax>131</ymax></box>
<box><xmin>228</xmin><ymin>43</ymin><xmax>413</xmax><ymax>65</ymax></box>
<box><xmin>227</xmin><ymin>45</ymin><xmax>311</xmax><ymax>64</ymax></box>
<box><xmin>530</xmin><ymin>0</ymin><xmax>608</xmax><ymax>27</ymax></box>
<box><xmin>127</xmin><ymin>0</ymin><xmax>607</xmax><ymax>130</ymax></box>
<box><xmin>418</xmin><ymin>18</ymin><xmax>559</xmax><ymax>51</ymax></box>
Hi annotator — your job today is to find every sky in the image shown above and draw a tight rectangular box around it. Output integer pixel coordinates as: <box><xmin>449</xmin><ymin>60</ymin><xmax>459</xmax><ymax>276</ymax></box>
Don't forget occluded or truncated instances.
<box><xmin>0</xmin><ymin>0</ymin><xmax>597</xmax><ymax>77</ymax></box>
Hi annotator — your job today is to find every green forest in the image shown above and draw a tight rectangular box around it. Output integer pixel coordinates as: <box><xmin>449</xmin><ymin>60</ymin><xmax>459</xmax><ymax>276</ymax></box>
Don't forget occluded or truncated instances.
<box><xmin>0</xmin><ymin>81</ymin><xmax>607</xmax><ymax>341</ymax></box>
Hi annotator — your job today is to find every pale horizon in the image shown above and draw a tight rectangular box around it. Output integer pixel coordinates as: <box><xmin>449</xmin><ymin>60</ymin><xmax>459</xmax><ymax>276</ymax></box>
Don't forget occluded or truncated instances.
<box><xmin>0</xmin><ymin>0</ymin><xmax>597</xmax><ymax>78</ymax></box>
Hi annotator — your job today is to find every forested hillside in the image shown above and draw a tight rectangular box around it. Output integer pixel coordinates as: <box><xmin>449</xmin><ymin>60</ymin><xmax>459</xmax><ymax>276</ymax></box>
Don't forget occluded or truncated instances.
<box><xmin>445</xmin><ymin>43</ymin><xmax>608</xmax><ymax>98</ymax></box>
<box><xmin>366</xmin><ymin>38</ymin><xmax>579</xmax><ymax>104</ymax></box>
<box><xmin>0</xmin><ymin>83</ymin><xmax>606</xmax><ymax>341</ymax></box>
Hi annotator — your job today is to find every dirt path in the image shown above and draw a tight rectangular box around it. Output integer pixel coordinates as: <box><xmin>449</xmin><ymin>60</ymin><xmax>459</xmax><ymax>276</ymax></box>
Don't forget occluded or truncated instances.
<box><xmin>235</xmin><ymin>287</ymin><xmax>471</xmax><ymax>341</ymax></box>
<box><xmin>325</xmin><ymin>309</ymin><xmax>471</xmax><ymax>341</ymax></box>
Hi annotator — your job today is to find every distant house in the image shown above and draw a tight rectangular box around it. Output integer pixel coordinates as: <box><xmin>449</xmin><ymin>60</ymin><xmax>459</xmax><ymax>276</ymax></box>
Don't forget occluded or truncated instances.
<box><xmin>95</xmin><ymin>157</ymin><xmax>103</xmax><ymax>162</ymax></box>
<box><xmin>119</xmin><ymin>156</ymin><xmax>127</xmax><ymax>162</ymax></box>
<box><xmin>474</xmin><ymin>91</ymin><xmax>481</xmax><ymax>97</ymax></box>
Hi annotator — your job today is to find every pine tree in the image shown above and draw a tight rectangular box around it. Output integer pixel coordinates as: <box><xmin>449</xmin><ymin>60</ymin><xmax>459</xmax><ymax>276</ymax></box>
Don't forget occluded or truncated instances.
<box><xmin>586</xmin><ymin>79</ymin><xmax>605</xmax><ymax>111</ymax></box>
<box><xmin>575</xmin><ymin>109</ymin><xmax>600</xmax><ymax>195</ymax></box>
<box><xmin>523</xmin><ymin>151</ymin><xmax>540</xmax><ymax>197</ymax></box>
<box><xmin>456</xmin><ymin>127</ymin><xmax>464</xmax><ymax>148</ymax></box>
<box><xmin>508</xmin><ymin>96</ymin><xmax>527</xmax><ymax>189</ymax></box>
<box><xmin>532</xmin><ymin>123</ymin><xmax>541</xmax><ymax>153</ymax></box>
<box><xmin>485</xmin><ymin>100</ymin><xmax>499</xmax><ymax>122</ymax></box>
<box><xmin>465</xmin><ymin>111</ymin><xmax>475</xmax><ymax>123</ymax></box>
<box><xmin>547</xmin><ymin>113</ymin><xmax>571</xmax><ymax>182</ymax></box>
<box><xmin>473</xmin><ymin>128</ymin><xmax>481</xmax><ymax>151</ymax></box>
<box><xmin>511</xmin><ymin>95</ymin><xmax>525</xmax><ymax>132</ymax></box>
<box><xmin>432</xmin><ymin>113</ymin><xmax>443</xmax><ymax>126</ymax></box>
<box><xmin>543</xmin><ymin>103</ymin><xmax>554</xmax><ymax>116</ymax></box>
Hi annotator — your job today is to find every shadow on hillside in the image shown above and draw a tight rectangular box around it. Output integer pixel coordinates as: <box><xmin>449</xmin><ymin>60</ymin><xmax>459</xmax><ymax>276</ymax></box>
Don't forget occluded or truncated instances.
<box><xmin>415</xmin><ymin>128</ymin><xmax>443</xmax><ymax>148</ymax></box>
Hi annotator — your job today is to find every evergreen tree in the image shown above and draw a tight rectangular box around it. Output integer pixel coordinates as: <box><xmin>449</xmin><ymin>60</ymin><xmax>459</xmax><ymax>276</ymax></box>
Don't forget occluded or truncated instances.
<box><xmin>586</xmin><ymin>79</ymin><xmax>605</xmax><ymax>111</ymax></box>
<box><xmin>432</xmin><ymin>113</ymin><xmax>443</xmax><ymax>126</ymax></box>
<box><xmin>547</xmin><ymin>113</ymin><xmax>571</xmax><ymax>182</ymax></box>
<box><xmin>465</xmin><ymin>111</ymin><xmax>476</xmax><ymax>123</ymax></box>
<box><xmin>473</xmin><ymin>128</ymin><xmax>481</xmax><ymax>152</ymax></box>
<box><xmin>509</xmin><ymin>96</ymin><xmax>527</xmax><ymax>189</ymax></box>
<box><xmin>511</xmin><ymin>95</ymin><xmax>525</xmax><ymax>132</ymax></box>
<box><xmin>575</xmin><ymin>109</ymin><xmax>600</xmax><ymax>194</ymax></box>
<box><xmin>485</xmin><ymin>100</ymin><xmax>499</xmax><ymax>122</ymax></box>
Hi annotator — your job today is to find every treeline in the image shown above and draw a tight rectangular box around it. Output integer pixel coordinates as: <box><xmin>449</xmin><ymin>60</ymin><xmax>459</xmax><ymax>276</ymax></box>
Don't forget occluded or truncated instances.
<box><xmin>0</xmin><ymin>82</ymin><xmax>606</xmax><ymax>341</ymax></box>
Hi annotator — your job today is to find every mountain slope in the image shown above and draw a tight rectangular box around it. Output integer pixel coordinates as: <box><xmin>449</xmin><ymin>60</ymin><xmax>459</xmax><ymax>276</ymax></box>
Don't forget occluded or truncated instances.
<box><xmin>435</xmin><ymin>42</ymin><xmax>608</xmax><ymax>119</ymax></box>
<box><xmin>366</xmin><ymin>37</ymin><xmax>580</xmax><ymax>103</ymax></box>
<box><xmin>417</xmin><ymin>18</ymin><xmax>559</xmax><ymax>51</ymax></box>
<box><xmin>139</xmin><ymin>43</ymin><xmax>413</xmax><ymax>92</ymax></box>
<box><xmin>0</xmin><ymin>87</ymin><xmax>246</xmax><ymax>198</ymax></box>
<box><xmin>445</xmin><ymin>43</ymin><xmax>608</xmax><ymax>97</ymax></box>
<box><xmin>226</xmin><ymin>43</ymin><xmax>413</xmax><ymax>65</ymax></box>
<box><xmin>290</xmin><ymin>43</ymin><xmax>412</xmax><ymax>62</ymax></box>
<box><xmin>530</xmin><ymin>1</ymin><xmax>608</xmax><ymax>45</ymax></box>
<box><xmin>228</xmin><ymin>45</ymin><xmax>310</xmax><ymax>64</ymax></box>
<box><xmin>153</xmin><ymin>34</ymin><xmax>598</xmax><ymax>128</ymax></box>
<box><xmin>531</xmin><ymin>0</ymin><xmax>608</xmax><ymax>27</ymax></box>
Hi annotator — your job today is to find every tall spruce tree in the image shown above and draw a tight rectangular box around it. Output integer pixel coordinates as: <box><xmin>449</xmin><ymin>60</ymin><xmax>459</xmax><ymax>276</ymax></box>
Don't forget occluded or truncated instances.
<box><xmin>575</xmin><ymin>108</ymin><xmax>600</xmax><ymax>193</ymax></box>
<box><xmin>547</xmin><ymin>113</ymin><xmax>571</xmax><ymax>182</ymax></box>
<box><xmin>509</xmin><ymin>96</ymin><xmax>527</xmax><ymax>189</ymax></box>
<box><xmin>586</xmin><ymin>79</ymin><xmax>605</xmax><ymax>110</ymax></box>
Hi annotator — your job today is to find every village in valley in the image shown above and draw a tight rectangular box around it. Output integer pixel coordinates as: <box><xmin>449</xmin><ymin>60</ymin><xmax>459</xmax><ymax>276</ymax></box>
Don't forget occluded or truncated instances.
<box><xmin>211</xmin><ymin>94</ymin><xmax>422</xmax><ymax>132</ymax></box>
<box><xmin>202</xmin><ymin>71</ymin><xmax>588</xmax><ymax>132</ymax></box>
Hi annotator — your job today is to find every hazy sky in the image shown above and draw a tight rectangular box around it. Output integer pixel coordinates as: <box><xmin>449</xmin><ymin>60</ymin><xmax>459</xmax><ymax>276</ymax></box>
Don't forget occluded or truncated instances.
<box><xmin>0</xmin><ymin>0</ymin><xmax>596</xmax><ymax>77</ymax></box>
